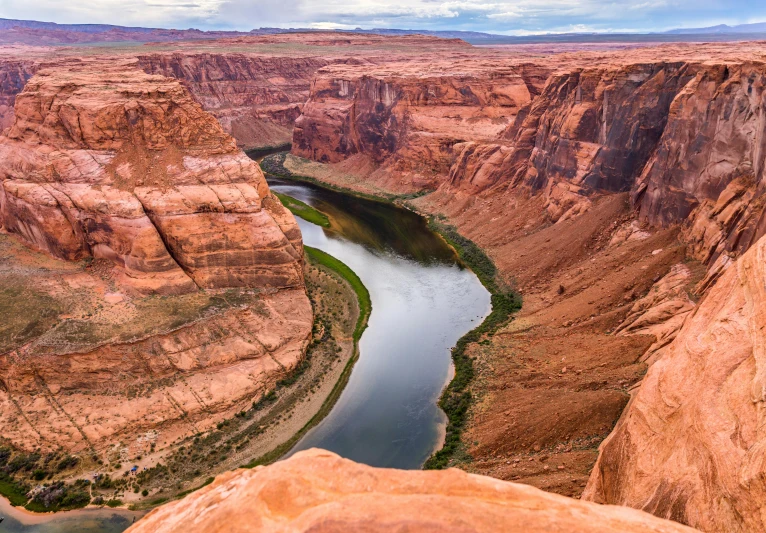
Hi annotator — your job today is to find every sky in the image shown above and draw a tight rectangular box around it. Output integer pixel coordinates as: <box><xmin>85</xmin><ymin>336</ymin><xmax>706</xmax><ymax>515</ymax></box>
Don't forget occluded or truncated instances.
<box><xmin>0</xmin><ymin>0</ymin><xmax>763</xmax><ymax>35</ymax></box>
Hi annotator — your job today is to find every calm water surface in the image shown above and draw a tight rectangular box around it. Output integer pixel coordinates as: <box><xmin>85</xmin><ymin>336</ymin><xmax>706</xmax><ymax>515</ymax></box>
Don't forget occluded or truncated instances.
<box><xmin>0</xmin><ymin>173</ymin><xmax>490</xmax><ymax>530</ymax></box>
<box><xmin>270</xmin><ymin>177</ymin><xmax>491</xmax><ymax>468</ymax></box>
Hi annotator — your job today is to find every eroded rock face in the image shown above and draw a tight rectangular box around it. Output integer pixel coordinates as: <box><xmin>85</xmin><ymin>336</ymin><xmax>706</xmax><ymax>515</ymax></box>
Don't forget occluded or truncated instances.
<box><xmin>286</xmin><ymin>43</ymin><xmax>766</xmax><ymax>509</ymax></box>
<box><xmin>292</xmin><ymin>62</ymin><xmax>548</xmax><ymax>192</ymax></box>
<box><xmin>0</xmin><ymin>58</ymin><xmax>37</xmax><ymax>130</ymax></box>
<box><xmin>136</xmin><ymin>54</ymin><xmax>330</xmax><ymax>150</ymax></box>
<box><xmin>127</xmin><ymin>448</ymin><xmax>698</xmax><ymax>533</ymax></box>
<box><xmin>583</xmin><ymin>233</ymin><xmax>766</xmax><ymax>532</ymax></box>
<box><xmin>0</xmin><ymin>286</ymin><xmax>311</xmax><ymax>452</ymax></box>
<box><xmin>0</xmin><ymin>59</ymin><xmax>304</xmax><ymax>295</ymax></box>
<box><xmin>0</xmin><ymin>59</ymin><xmax>313</xmax><ymax>454</ymax></box>
<box><xmin>635</xmin><ymin>63</ymin><xmax>766</xmax><ymax>266</ymax></box>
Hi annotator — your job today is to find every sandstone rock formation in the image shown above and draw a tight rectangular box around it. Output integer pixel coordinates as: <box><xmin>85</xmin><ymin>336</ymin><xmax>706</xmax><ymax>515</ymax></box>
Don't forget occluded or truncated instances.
<box><xmin>292</xmin><ymin>61</ymin><xmax>549</xmax><ymax>191</ymax></box>
<box><xmin>0</xmin><ymin>58</ymin><xmax>312</xmax><ymax>454</ymax></box>
<box><xmin>282</xmin><ymin>41</ymin><xmax>766</xmax><ymax>510</ymax></box>
<box><xmin>136</xmin><ymin>53</ymin><xmax>329</xmax><ymax>150</ymax></box>
<box><xmin>0</xmin><ymin>59</ymin><xmax>304</xmax><ymax>295</ymax></box>
<box><xmin>583</xmin><ymin>233</ymin><xmax>766</xmax><ymax>532</ymax></box>
<box><xmin>127</xmin><ymin>448</ymin><xmax>698</xmax><ymax>533</ymax></box>
<box><xmin>0</xmin><ymin>57</ymin><xmax>37</xmax><ymax>129</ymax></box>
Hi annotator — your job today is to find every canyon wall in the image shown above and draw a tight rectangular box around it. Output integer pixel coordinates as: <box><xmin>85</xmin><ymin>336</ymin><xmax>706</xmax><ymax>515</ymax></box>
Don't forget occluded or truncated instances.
<box><xmin>292</xmin><ymin>61</ymin><xmax>550</xmax><ymax>191</ymax></box>
<box><xmin>289</xmin><ymin>45</ymin><xmax>766</xmax><ymax>530</ymax></box>
<box><xmin>0</xmin><ymin>58</ymin><xmax>37</xmax><ymax>130</ymax></box>
<box><xmin>583</xmin><ymin>232</ymin><xmax>766</xmax><ymax>532</ymax></box>
<box><xmin>127</xmin><ymin>448</ymin><xmax>698</xmax><ymax>533</ymax></box>
<box><xmin>0</xmin><ymin>59</ymin><xmax>304</xmax><ymax>294</ymax></box>
<box><xmin>0</xmin><ymin>59</ymin><xmax>312</xmax><ymax>453</ymax></box>
<box><xmin>136</xmin><ymin>53</ymin><xmax>331</xmax><ymax>150</ymax></box>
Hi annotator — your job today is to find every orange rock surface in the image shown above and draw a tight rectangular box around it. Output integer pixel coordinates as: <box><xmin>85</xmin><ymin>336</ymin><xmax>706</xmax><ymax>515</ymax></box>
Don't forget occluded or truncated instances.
<box><xmin>127</xmin><ymin>449</ymin><xmax>698</xmax><ymax>533</ymax></box>
<box><xmin>0</xmin><ymin>57</ymin><xmax>312</xmax><ymax>454</ymax></box>
<box><xmin>0</xmin><ymin>58</ymin><xmax>304</xmax><ymax>295</ymax></box>
<box><xmin>582</xmin><ymin>233</ymin><xmax>766</xmax><ymax>531</ymax></box>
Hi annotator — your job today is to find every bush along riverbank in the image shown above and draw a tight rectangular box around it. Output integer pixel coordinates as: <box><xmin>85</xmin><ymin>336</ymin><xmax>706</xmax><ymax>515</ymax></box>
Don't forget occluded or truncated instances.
<box><xmin>423</xmin><ymin>219</ymin><xmax>522</xmax><ymax>469</ymax></box>
<box><xmin>257</xmin><ymin>152</ymin><xmax>522</xmax><ymax>470</ymax></box>
<box><xmin>0</xmin><ymin>449</ymin><xmax>96</xmax><ymax>511</ymax></box>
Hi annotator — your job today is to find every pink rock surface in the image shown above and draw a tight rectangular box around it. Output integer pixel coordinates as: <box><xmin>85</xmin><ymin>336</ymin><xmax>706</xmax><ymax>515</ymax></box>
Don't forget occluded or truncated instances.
<box><xmin>127</xmin><ymin>449</ymin><xmax>698</xmax><ymax>533</ymax></box>
<box><xmin>584</xmin><ymin>233</ymin><xmax>766</xmax><ymax>531</ymax></box>
<box><xmin>0</xmin><ymin>58</ymin><xmax>304</xmax><ymax>295</ymax></box>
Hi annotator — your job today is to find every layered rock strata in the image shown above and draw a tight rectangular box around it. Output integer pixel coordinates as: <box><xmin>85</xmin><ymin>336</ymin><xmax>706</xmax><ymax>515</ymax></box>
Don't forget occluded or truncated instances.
<box><xmin>136</xmin><ymin>53</ymin><xmax>330</xmax><ymax>150</ymax></box>
<box><xmin>287</xmin><ymin>43</ymin><xmax>766</xmax><ymax>526</ymax></box>
<box><xmin>0</xmin><ymin>59</ymin><xmax>304</xmax><ymax>295</ymax></box>
<box><xmin>583</xmin><ymin>233</ymin><xmax>766</xmax><ymax>532</ymax></box>
<box><xmin>0</xmin><ymin>59</ymin><xmax>312</xmax><ymax>453</ymax></box>
<box><xmin>292</xmin><ymin>61</ymin><xmax>550</xmax><ymax>191</ymax></box>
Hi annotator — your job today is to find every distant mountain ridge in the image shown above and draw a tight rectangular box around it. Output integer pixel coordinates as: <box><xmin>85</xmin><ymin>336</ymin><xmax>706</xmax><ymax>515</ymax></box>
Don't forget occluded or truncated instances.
<box><xmin>666</xmin><ymin>21</ymin><xmax>766</xmax><ymax>34</ymax></box>
<box><xmin>0</xmin><ymin>17</ymin><xmax>765</xmax><ymax>46</ymax></box>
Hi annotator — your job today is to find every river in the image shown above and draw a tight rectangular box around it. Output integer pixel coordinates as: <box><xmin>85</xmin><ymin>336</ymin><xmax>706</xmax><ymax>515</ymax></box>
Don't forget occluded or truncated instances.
<box><xmin>271</xmin><ymin>177</ymin><xmax>490</xmax><ymax>468</ymax></box>
<box><xmin>0</xmin><ymin>173</ymin><xmax>490</xmax><ymax>531</ymax></box>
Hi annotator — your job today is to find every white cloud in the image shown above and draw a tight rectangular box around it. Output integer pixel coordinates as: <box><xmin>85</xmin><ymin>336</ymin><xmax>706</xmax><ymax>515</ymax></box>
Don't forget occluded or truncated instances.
<box><xmin>0</xmin><ymin>0</ymin><xmax>762</xmax><ymax>33</ymax></box>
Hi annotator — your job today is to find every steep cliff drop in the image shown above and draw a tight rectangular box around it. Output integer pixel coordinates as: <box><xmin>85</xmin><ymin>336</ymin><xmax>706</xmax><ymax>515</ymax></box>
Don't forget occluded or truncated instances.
<box><xmin>126</xmin><ymin>448</ymin><xmax>697</xmax><ymax>533</ymax></box>
<box><xmin>282</xmin><ymin>42</ymin><xmax>766</xmax><ymax>522</ymax></box>
<box><xmin>0</xmin><ymin>59</ymin><xmax>312</xmax><ymax>456</ymax></box>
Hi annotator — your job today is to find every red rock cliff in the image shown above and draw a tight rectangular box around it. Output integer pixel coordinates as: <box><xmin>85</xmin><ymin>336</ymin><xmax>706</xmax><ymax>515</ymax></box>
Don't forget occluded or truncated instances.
<box><xmin>0</xmin><ymin>58</ymin><xmax>38</xmax><ymax>130</ymax></box>
<box><xmin>136</xmin><ymin>53</ymin><xmax>331</xmax><ymax>150</ymax></box>
<box><xmin>292</xmin><ymin>61</ymin><xmax>549</xmax><ymax>191</ymax></box>
<box><xmin>0</xmin><ymin>58</ymin><xmax>304</xmax><ymax>295</ymax></box>
<box><xmin>583</xmin><ymin>232</ymin><xmax>766</xmax><ymax>532</ymax></box>
<box><xmin>127</xmin><ymin>448</ymin><xmax>698</xmax><ymax>533</ymax></box>
<box><xmin>0</xmin><ymin>58</ymin><xmax>312</xmax><ymax>455</ymax></box>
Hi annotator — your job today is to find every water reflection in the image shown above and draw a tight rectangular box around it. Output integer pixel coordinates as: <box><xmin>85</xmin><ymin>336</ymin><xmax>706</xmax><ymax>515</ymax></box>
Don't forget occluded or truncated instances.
<box><xmin>272</xmin><ymin>178</ymin><xmax>491</xmax><ymax>469</ymax></box>
<box><xmin>0</xmin><ymin>497</ymin><xmax>142</xmax><ymax>533</ymax></box>
<box><xmin>268</xmin><ymin>178</ymin><xmax>458</xmax><ymax>264</ymax></box>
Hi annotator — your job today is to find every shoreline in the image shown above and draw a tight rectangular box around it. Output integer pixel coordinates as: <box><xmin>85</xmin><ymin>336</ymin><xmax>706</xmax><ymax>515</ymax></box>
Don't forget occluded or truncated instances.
<box><xmin>259</xmin><ymin>152</ymin><xmax>522</xmax><ymax>469</ymax></box>
<box><xmin>242</xmin><ymin>246</ymin><xmax>372</xmax><ymax>468</ymax></box>
<box><xmin>0</xmin><ymin>494</ymin><xmax>143</xmax><ymax>526</ymax></box>
<box><xmin>0</xmin><ymin>246</ymin><xmax>371</xmax><ymax>519</ymax></box>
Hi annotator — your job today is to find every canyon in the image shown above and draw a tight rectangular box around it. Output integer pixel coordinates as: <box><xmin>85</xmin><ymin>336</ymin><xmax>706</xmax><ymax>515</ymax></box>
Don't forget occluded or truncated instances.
<box><xmin>1</xmin><ymin>30</ymin><xmax>766</xmax><ymax>532</ymax></box>
<box><xmin>0</xmin><ymin>57</ymin><xmax>312</xmax><ymax>463</ymax></box>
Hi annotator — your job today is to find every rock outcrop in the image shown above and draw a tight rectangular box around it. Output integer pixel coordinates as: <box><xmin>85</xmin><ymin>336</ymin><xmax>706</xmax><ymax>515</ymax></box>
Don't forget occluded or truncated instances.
<box><xmin>0</xmin><ymin>57</ymin><xmax>37</xmax><ymax>130</ymax></box>
<box><xmin>0</xmin><ymin>59</ymin><xmax>312</xmax><ymax>454</ymax></box>
<box><xmin>285</xmin><ymin>42</ymin><xmax>766</xmax><ymax>513</ymax></box>
<box><xmin>0</xmin><ymin>59</ymin><xmax>304</xmax><ymax>295</ymax></box>
<box><xmin>136</xmin><ymin>53</ymin><xmax>330</xmax><ymax>150</ymax></box>
<box><xmin>583</xmin><ymin>233</ymin><xmax>766</xmax><ymax>532</ymax></box>
<box><xmin>292</xmin><ymin>61</ymin><xmax>549</xmax><ymax>192</ymax></box>
<box><xmin>127</xmin><ymin>448</ymin><xmax>698</xmax><ymax>533</ymax></box>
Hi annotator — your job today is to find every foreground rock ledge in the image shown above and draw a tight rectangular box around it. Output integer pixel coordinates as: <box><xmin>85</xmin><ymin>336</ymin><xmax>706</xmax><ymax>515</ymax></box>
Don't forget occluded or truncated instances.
<box><xmin>127</xmin><ymin>449</ymin><xmax>697</xmax><ymax>533</ymax></box>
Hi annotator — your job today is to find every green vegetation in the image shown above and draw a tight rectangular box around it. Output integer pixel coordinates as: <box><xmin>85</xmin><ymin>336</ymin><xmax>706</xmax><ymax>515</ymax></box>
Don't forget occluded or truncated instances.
<box><xmin>424</xmin><ymin>220</ymin><xmax>522</xmax><ymax>470</ymax></box>
<box><xmin>25</xmin><ymin>479</ymin><xmax>91</xmax><ymax>512</ymax></box>
<box><xmin>0</xmin><ymin>472</ymin><xmax>29</xmax><ymax>507</ymax></box>
<box><xmin>0</xmin><ymin>447</ymin><xmax>99</xmax><ymax>511</ymax></box>
<box><xmin>273</xmin><ymin>191</ymin><xmax>331</xmax><ymax>228</ymax></box>
<box><xmin>241</xmin><ymin>247</ymin><xmax>371</xmax><ymax>469</ymax></box>
<box><xmin>304</xmin><ymin>246</ymin><xmax>371</xmax><ymax>343</ymax></box>
<box><xmin>262</xmin><ymin>151</ymin><xmax>523</xmax><ymax>470</ymax></box>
